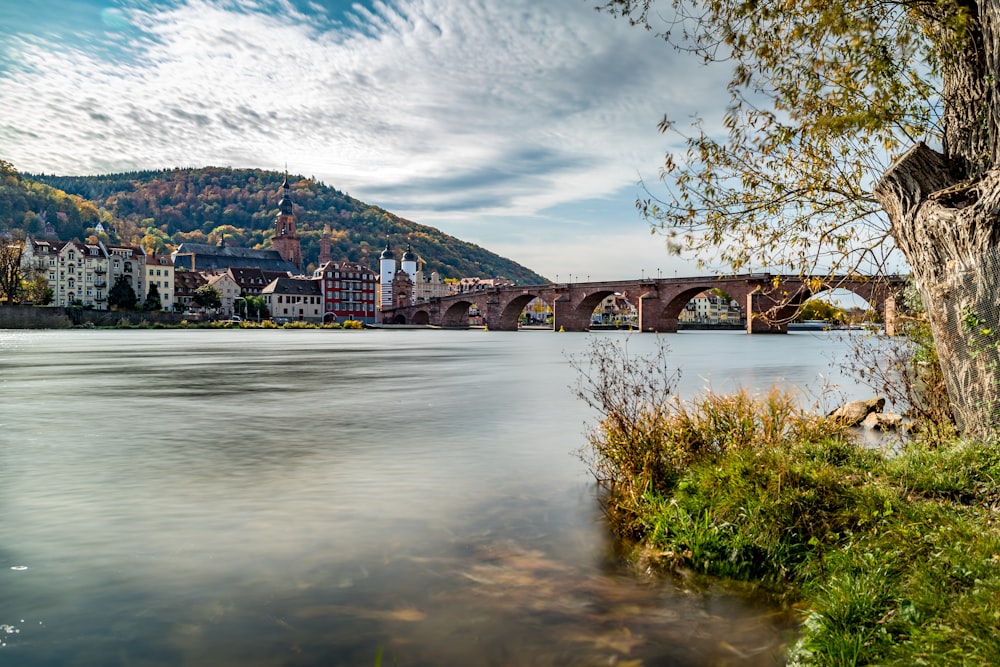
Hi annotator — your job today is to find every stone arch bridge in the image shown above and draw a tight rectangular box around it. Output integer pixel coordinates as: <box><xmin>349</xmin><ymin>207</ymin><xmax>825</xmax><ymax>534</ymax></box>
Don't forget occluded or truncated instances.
<box><xmin>381</xmin><ymin>274</ymin><xmax>906</xmax><ymax>334</ymax></box>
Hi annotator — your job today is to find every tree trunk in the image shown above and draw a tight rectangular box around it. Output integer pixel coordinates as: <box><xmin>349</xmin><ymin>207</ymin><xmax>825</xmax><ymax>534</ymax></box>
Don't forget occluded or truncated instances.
<box><xmin>875</xmin><ymin>143</ymin><xmax>1000</xmax><ymax>439</ymax></box>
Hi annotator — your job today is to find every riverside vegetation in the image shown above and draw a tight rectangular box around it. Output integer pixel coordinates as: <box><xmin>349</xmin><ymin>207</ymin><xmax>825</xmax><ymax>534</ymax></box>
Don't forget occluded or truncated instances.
<box><xmin>573</xmin><ymin>335</ymin><xmax>1000</xmax><ymax>666</ymax></box>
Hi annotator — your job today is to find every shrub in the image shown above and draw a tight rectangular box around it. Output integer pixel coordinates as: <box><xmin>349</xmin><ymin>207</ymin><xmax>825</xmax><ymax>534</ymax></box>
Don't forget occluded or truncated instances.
<box><xmin>573</xmin><ymin>337</ymin><xmax>843</xmax><ymax>503</ymax></box>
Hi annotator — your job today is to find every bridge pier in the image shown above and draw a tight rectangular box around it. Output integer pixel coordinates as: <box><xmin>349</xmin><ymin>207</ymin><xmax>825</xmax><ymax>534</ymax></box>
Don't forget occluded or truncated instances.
<box><xmin>638</xmin><ymin>294</ymin><xmax>679</xmax><ymax>332</ymax></box>
<box><xmin>745</xmin><ymin>290</ymin><xmax>794</xmax><ymax>333</ymax></box>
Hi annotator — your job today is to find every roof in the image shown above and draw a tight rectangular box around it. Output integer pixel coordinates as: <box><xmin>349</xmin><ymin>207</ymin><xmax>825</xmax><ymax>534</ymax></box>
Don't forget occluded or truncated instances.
<box><xmin>227</xmin><ymin>266</ymin><xmax>292</xmax><ymax>288</ymax></box>
<box><xmin>173</xmin><ymin>243</ymin><xmax>299</xmax><ymax>273</ymax></box>
<box><xmin>262</xmin><ymin>276</ymin><xmax>322</xmax><ymax>296</ymax></box>
<box><xmin>315</xmin><ymin>260</ymin><xmax>375</xmax><ymax>277</ymax></box>
<box><xmin>173</xmin><ymin>270</ymin><xmax>207</xmax><ymax>291</ymax></box>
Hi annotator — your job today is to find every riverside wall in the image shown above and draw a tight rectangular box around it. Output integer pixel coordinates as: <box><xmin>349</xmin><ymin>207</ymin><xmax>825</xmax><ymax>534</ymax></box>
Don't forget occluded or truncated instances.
<box><xmin>0</xmin><ymin>306</ymin><xmax>184</xmax><ymax>329</ymax></box>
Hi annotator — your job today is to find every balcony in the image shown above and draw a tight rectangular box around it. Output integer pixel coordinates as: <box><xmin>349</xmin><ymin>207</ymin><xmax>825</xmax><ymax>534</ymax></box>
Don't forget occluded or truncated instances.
<box><xmin>94</xmin><ymin>295</ymin><xmax>106</xmax><ymax>302</ymax></box>
<box><xmin>95</xmin><ymin>280</ymin><xmax>107</xmax><ymax>288</ymax></box>
<box><xmin>94</xmin><ymin>267</ymin><xmax>107</xmax><ymax>275</ymax></box>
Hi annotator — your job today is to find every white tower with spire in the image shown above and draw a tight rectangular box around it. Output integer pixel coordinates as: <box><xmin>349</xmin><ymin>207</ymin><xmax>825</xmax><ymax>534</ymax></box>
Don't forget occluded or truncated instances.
<box><xmin>379</xmin><ymin>239</ymin><xmax>396</xmax><ymax>309</ymax></box>
<box><xmin>401</xmin><ymin>244</ymin><xmax>418</xmax><ymax>284</ymax></box>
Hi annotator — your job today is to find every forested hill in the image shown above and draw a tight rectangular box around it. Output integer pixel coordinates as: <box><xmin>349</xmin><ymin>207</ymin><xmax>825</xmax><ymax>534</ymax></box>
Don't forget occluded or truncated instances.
<box><xmin>2</xmin><ymin>164</ymin><xmax>547</xmax><ymax>283</ymax></box>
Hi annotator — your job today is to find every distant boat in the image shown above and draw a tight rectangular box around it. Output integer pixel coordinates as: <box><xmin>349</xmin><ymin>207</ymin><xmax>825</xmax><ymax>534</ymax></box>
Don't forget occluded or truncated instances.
<box><xmin>788</xmin><ymin>320</ymin><xmax>832</xmax><ymax>331</ymax></box>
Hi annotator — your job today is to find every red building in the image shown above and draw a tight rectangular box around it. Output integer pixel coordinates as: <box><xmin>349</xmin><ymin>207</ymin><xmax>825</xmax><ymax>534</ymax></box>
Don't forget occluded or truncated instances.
<box><xmin>314</xmin><ymin>260</ymin><xmax>377</xmax><ymax>324</ymax></box>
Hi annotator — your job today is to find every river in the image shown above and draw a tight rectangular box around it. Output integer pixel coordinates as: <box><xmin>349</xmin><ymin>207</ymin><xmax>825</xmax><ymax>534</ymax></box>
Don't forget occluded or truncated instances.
<box><xmin>0</xmin><ymin>328</ymin><xmax>871</xmax><ymax>666</ymax></box>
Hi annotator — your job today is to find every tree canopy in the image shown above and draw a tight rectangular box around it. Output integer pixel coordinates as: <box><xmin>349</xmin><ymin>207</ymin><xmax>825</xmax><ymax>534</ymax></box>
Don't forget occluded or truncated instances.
<box><xmin>20</xmin><ymin>168</ymin><xmax>546</xmax><ymax>284</ymax></box>
<box><xmin>193</xmin><ymin>284</ymin><xmax>221</xmax><ymax>310</ymax></box>
<box><xmin>601</xmin><ymin>0</ymin><xmax>944</xmax><ymax>275</ymax></box>
<box><xmin>604</xmin><ymin>0</ymin><xmax>1000</xmax><ymax>436</ymax></box>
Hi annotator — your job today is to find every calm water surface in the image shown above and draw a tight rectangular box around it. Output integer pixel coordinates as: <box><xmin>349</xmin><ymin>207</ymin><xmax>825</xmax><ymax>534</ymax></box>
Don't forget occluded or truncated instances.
<box><xmin>0</xmin><ymin>329</ymin><xmax>867</xmax><ymax>666</ymax></box>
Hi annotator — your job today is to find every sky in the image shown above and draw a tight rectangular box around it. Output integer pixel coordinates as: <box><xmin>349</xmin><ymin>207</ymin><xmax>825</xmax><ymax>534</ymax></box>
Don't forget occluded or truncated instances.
<box><xmin>0</xmin><ymin>0</ymin><xmax>734</xmax><ymax>282</ymax></box>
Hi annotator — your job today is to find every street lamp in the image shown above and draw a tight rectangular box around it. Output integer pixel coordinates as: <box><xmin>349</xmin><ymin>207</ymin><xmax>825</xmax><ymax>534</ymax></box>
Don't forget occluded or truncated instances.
<box><xmin>641</xmin><ymin>268</ymin><xmax>645</xmax><ymax>281</ymax></box>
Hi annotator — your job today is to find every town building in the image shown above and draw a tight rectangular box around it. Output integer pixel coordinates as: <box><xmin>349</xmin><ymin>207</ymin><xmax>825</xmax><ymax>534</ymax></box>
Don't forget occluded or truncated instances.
<box><xmin>452</xmin><ymin>277</ymin><xmax>515</xmax><ymax>294</ymax></box>
<box><xmin>679</xmin><ymin>291</ymin><xmax>743</xmax><ymax>324</ymax></box>
<box><xmin>103</xmin><ymin>242</ymin><xmax>147</xmax><ymax>307</ymax></box>
<box><xmin>205</xmin><ymin>272</ymin><xmax>241</xmax><ymax>318</ymax></box>
<box><xmin>261</xmin><ymin>276</ymin><xmax>323</xmax><ymax>322</ymax></box>
<box><xmin>171</xmin><ymin>243</ymin><xmax>298</xmax><ymax>274</ymax></box>
<box><xmin>173</xmin><ymin>270</ymin><xmax>207</xmax><ymax>312</ymax></box>
<box><xmin>25</xmin><ymin>238</ymin><xmax>110</xmax><ymax>309</ymax></box>
<box><xmin>314</xmin><ymin>260</ymin><xmax>377</xmax><ymax>324</ymax></box>
<box><xmin>593</xmin><ymin>293</ymin><xmax>636</xmax><ymax>325</ymax></box>
<box><xmin>413</xmin><ymin>269</ymin><xmax>450</xmax><ymax>302</ymax></box>
<box><xmin>145</xmin><ymin>253</ymin><xmax>175</xmax><ymax>311</ymax></box>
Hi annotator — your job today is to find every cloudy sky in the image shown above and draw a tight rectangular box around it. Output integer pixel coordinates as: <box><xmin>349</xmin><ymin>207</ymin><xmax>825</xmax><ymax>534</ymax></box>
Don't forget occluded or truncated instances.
<box><xmin>0</xmin><ymin>0</ymin><xmax>730</xmax><ymax>281</ymax></box>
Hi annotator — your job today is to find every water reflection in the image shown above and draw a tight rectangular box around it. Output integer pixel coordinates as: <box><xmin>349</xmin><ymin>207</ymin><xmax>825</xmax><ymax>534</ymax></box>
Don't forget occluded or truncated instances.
<box><xmin>0</xmin><ymin>329</ymin><xmax>861</xmax><ymax>665</ymax></box>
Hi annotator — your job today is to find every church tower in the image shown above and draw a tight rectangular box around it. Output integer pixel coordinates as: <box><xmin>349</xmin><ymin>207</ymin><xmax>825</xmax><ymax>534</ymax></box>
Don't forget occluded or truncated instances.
<box><xmin>318</xmin><ymin>226</ymin><xmax>332</xmax><ymax>265</ymax></box>
<box><xmin>272</xmin><ymin>173</ymin><xmax>303</xmax><ymax>271</ymax></box>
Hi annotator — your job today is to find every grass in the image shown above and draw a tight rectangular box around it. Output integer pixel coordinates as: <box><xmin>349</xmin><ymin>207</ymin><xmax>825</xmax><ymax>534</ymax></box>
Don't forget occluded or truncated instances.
<box><xmin>576</xmin><ymin>337</ymin><xmax>1000</xmax><ymax>665</ymax></box>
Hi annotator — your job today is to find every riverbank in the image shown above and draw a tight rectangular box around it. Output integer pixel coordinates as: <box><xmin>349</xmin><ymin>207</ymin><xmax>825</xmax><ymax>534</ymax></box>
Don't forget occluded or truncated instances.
<box><xmin>0</xmin><ymin>305</ymin><xmax>368</xmax><ymax>330</ymax></box>
<box><xmin>582</xmin><ymin>367</ymin><xmax>1000</xmax><ymax>663</ymax></box>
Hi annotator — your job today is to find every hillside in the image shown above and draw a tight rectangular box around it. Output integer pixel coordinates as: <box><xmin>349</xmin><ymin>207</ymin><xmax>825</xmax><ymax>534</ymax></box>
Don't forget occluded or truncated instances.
<box><xmin>0</xmin><ymin>162</ymin><xmax>547</xmax><ymax>284</ymax></box>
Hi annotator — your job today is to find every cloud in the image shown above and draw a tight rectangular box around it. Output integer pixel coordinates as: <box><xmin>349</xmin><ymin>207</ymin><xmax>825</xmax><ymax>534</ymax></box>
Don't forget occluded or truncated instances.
<box><xmin>0</xmin><ymin>0</ymin><xmax>731</xmax><ymax>276</ymax></box>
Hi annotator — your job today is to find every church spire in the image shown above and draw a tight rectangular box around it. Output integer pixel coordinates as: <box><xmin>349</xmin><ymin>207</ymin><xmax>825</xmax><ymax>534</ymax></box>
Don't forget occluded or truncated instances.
<box><xmin>272</xmin><ymin>169</ymin><xmax>302</xmax><ymax>270</ymax></box>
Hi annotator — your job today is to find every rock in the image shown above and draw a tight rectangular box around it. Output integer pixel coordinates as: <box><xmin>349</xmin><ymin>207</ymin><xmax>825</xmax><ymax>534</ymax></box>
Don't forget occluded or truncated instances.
<box><xmin>861</xmin><ymin>411</ymin><xmax>903</xmax><ymax>431</ymax></box>
<box><xmin>828</xmin><ymin>397</ymin><xmax>886</xmax><ymax>427</ymax></box>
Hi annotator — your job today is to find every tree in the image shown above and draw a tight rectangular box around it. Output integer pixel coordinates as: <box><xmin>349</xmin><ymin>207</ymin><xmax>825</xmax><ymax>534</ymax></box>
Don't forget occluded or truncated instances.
<box><xmin>798</xmin><ymin>299</ymin><xmax>846</xmax><ymax>323</ymax></box>
<box><xmin>603</xmin><ymin>0</ymin><xmax>1000</xmax><ymax>438</ymax></box>
<box><xmin>108</xmin><ymin>275</ymin><xmax>137</xmax><ymax>310</ymax></box>
<box><xmin>23</xmin><ymin>275</ymin><xmax>53</xmax><ymax>305</ymax></box>
<box><xmin>144</xmin><ymin>282</ymin><xmax>162</xmax><ymax>311</ymax></box>
<box><xmin>193</xmin><ymin>284</ymin><xmax>221</xmax><ymax>310</ymax></box>
<box><xmin>0</xmin><ymin>238</ymin><xmax>26</xmax><ymax>304</ymax></box>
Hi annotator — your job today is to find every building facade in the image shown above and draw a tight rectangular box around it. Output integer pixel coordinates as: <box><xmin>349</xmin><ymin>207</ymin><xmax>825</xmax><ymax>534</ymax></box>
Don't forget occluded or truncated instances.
<box><xmin>206</xmin><ymin>272</ymin><xmax>242</xmax><ymax>317</ymax></box>
<box><xmin>262</xmin><ymin>276</ymin><xmax>323</xmax><ymax>322</ymax></box>
<box><xmin>104</xmin><ymin>242</ymin><xmax>147</xmax><ymax>307</ymax></box>
<box><xmin>26</xmin><ymin>239</ymin><xmax>110</xmax><ymax>309</ymax></box>
<box><xmin>145</xmin><ymin>253</ymin><xmax>175</xmax><ymax>311</ymax></box>
<box><xmin>314</xmin><ymin>260</ymin><xmax>377</xmax><ymax>324</ymax></box>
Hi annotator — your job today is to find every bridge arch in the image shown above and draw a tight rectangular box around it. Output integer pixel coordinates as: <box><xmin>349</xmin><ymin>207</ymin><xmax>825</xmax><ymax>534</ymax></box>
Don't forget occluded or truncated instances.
<box><xmin>441</xmin><ymin>299</ymin><xmax>475</xmax><ymax>328</ymax></box>
<box><xmin>412</xmin><ymin>309</ymin><xmax>431</xmax><ymax>325</ymax></box>
<box><xmin>499</xmin><ymin>293</ymin><xmax>542</xmax><ymax>330</ymax></box>
<box><xmin>577</xmin><ymin>290</ymin><xmax>618</xmax><ymax>328</ymax></box>
<box><xmin>662</xmin><ymin>285</ymin><xmax>731</xmax><ymax>320</ymax></box>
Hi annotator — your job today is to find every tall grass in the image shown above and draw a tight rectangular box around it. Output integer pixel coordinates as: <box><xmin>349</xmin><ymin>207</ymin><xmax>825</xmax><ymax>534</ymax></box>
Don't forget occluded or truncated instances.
<box><xmin>574</xmin><ymin>336</ymin><xmax>1000</xmax><ymax>665</ymax></box>
<box><xmin>572</xmin><ymin>337</ymin><xmax>843</xmax><ymax>534</ymax></box>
